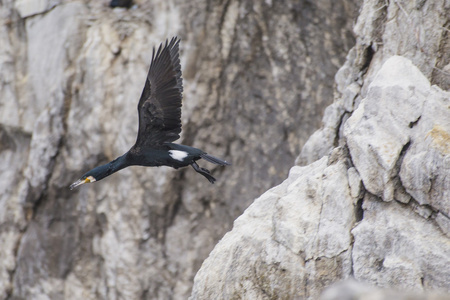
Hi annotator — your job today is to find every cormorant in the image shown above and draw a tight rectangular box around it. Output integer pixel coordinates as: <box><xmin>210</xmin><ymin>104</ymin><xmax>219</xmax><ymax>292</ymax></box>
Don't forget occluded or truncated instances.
<box><xmin>70</xmin><ymin>37</ymin><xmax>230</xmax><ymax>190</ymax></box>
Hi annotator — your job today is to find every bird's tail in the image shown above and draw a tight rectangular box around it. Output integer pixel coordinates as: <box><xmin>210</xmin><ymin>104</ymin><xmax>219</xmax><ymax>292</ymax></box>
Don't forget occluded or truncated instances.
<box><xmin>201</xmin><ymin>153</ymin><xmax>231</xmax><ymax>166</ymax></box>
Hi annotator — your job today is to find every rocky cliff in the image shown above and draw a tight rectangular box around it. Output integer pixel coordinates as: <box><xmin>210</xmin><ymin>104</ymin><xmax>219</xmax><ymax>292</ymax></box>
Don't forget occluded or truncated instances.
<box><xmin>191</xmin><ymin>56</ymin><xmax>450</xmax><ymax>299</ymax></box>
<box><xmin>1</xmin><ymin>0</ymin><xmax>449</xmax><ymax>299</ymax></box>
<box><xmin>0</xmin><ymin>0</ymin><xmax>359</xmax><ymax>299</ymax></box>
<box><xmin>191</xmin><ymin>0</ymin><xmax>450</xmax><ymax>299</ymax></box>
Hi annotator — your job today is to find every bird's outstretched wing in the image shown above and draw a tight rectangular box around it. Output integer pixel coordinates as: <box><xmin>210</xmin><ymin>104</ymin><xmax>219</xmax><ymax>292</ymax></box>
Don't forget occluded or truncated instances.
<box><xmin>134</xmin><ymin>37</ymin><xmax>183</xmax><ymax>148</ymax></box>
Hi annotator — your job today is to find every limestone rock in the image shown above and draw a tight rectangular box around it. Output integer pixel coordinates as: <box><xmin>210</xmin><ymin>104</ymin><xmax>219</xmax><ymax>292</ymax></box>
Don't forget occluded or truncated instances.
<box><xmin>344</xmin><ymin>56</ymin><xmax>428</xmax><ymax>202</ymax></box>
<box><xmin>320</xmin><ymin>280</ymin><xmax>450</xmax><ymax>300</ymax></box>
<box><xmin>0</xmin><ymin>0</ymin><xmax>358</xmax><ymax>299</ymax></box>
<box><xmin>0</xmin><ymin>126</ymin><xmax>30</xmax><ymax>299</ymax></box>
<box><xmin>298</xmin><ymin>0</ymin><xmax>450</xmax><ymax>166</ymax></box>
<box><xmin>191</xmin><ymin>56</ymin><xmax>450</xmax><ymax>299</ymax></box>
<box><xmin>191</xmin><ymin>151</ymin><xmax>358</xmax><ymax>299</ymax></box>
<box><xmin>190</xmin><ymin>0</ymin><xmax>450</xmax><ymax>296</ymax></box>
<box><xmin>15</xmin><ymin>0</ymin><xmax>60</xmax><ymax>18</ymax></box>
<box><xmin>352</xmin><ymin>195</ymin><xmax>450</xmax><ymax>291</ymax></box>
<box><xmin>399</xmin><ymin>86</ymin><xmax>450</xmax><ymax>216</ymax></box>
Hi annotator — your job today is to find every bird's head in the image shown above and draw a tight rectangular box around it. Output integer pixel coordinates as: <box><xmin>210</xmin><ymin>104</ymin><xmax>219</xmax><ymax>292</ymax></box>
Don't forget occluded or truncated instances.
<box><xmin>69</xmin><ymin>164</ymin><xmax>112</xmax><ymax>190</ymax></box>
<box><xmin>69</xmin><ymin>174</ymin><xmax>97</xmax><ymax>190</ymax></box>
<box><xmin>69</xmin><ymin>154</ymin><xmax>129</xmax><ymax>190</ymax></box>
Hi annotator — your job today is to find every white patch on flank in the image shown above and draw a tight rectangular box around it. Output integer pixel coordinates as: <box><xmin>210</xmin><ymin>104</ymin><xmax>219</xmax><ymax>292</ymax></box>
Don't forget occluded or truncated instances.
<box><xmin>169</xmin><ymin>150</ymin><xmax>188</xmax><ymax>161</ymax></box>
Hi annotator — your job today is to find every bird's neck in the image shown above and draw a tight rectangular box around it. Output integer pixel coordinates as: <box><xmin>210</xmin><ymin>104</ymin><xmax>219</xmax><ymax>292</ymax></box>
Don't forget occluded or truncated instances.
<box><xmin>107</xmin><ymin>152</ymin><xmax>130</xmax><ymax>175</ymax></box>
<box><xmin>94</xmin><ymin>152</ymin><xmax>130</xmax><ymax>181</ymax></box>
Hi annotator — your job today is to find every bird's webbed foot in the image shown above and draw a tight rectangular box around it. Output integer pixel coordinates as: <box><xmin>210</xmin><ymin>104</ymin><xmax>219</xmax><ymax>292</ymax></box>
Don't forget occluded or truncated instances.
<box><xmin>191</xmin><ymin>162</ymin><xmax>216</xmax><ymax>184</ymax></box>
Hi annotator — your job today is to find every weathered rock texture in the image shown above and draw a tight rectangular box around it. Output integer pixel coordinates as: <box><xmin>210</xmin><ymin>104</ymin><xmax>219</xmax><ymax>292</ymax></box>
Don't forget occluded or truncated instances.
<box><xmin>319</xmin><ymin>280</ymin><xmax>450</xmax><ymax>300</ymax></box>
<box><xmin>191</xmin><ymin>0</ymin><xmax>450</xmax><ymax>299</ymax></box>
<box><xmin>0</xmin><ymin>0</ymin><xmax>359</xmax><ymax>299</ymax></box>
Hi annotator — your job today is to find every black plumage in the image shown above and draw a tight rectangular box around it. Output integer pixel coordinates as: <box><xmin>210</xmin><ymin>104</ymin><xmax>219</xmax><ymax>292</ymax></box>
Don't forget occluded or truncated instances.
<box><xmin>70</xmin><ymin>37</ymin><xmax>230</xmax><ymax>190</ymax></box>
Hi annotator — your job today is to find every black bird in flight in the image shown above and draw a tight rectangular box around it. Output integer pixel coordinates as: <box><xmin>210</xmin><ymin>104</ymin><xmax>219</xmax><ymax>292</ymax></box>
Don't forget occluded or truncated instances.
<box><xmin>70</xmin><ymin>37</ymin><xmax>230</xmax><ymax>190</ymax></box>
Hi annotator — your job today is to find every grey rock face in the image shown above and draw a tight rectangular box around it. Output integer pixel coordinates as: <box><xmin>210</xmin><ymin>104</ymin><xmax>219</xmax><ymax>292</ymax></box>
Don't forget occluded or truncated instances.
<box><xmin>320</xmin><ymin>279</ymin><xmax>450</xmax><ymax>300</ymax></box>
<box><xmin>193</xmin><ymin>0</ymin><xmax>450</xmax><ymax>297</ymax></box>
<box><xmin>352</xmin><ymin>195</ymin><xmax>450</xmax><ymax>291</ymax></box>
<box><xmin>191</xmin><ymin>0</ymin><xmax>450</xmax><ymax>292</ymax></box>
<box><xmin>344</xmin><ymin>56</ymin><xmax>428</xmax><ymax>202</ymax></box>
<box><xmin>191</xmin><ymin>55</ymin><xmax>450</xmax><ymax>300</ymax></box>
<box><xmin>0</xmin><ymin>0</ymin><xmax>358</xmax><ymax>299</ymax></box>
<box><xmin>191</xmin><ymin>150</ymin><xmax>357</xmax><ymax>299</ymax></box>
<box><xmin>298</xmin><ymin>0</ymin><xmax>450</xmax><ymax>167</ymax></box>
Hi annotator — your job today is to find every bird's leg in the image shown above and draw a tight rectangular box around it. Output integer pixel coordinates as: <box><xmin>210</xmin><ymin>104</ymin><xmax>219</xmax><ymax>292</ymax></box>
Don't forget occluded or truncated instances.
<box><xmin>200</xmin><ymin>166</ymin><xmax>210</xmax><ymax>174</ymax></box>
<box><xmin>191</xmin><ymin>161</ymin><xmax>216</xmax><ymax>184</ymax></box>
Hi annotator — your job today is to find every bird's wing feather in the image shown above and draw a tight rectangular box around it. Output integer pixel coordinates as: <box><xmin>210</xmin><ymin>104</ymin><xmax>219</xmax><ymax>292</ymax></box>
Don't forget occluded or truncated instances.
<box><xmin>135</xmin><ymin>37</ymin><xmax>183</xmax><ymax>147</ymax></box>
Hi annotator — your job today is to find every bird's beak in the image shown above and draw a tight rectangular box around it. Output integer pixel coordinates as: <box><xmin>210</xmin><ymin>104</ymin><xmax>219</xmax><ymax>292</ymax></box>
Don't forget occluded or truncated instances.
<box><xmin>70</xmin><ymin>177</ymin><xmax>91</xmax><ymax>190</ymax></box>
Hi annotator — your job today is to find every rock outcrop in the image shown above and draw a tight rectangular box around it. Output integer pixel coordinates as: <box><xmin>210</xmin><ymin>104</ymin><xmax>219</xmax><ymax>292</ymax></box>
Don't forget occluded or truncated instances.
<box><xmin>191</xmin><ymin>0</ymin><xmax>450</xmax><ymax>298</ymax></box>
<box><xmin>191</xmin><ymin>55</ymin><xmax>450</xmax><ymax>299</ymax></box>
<box><xmin>0</xmin><ymin>0</ymin><xmax>359</xmax><ymax>299</ymax></box>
